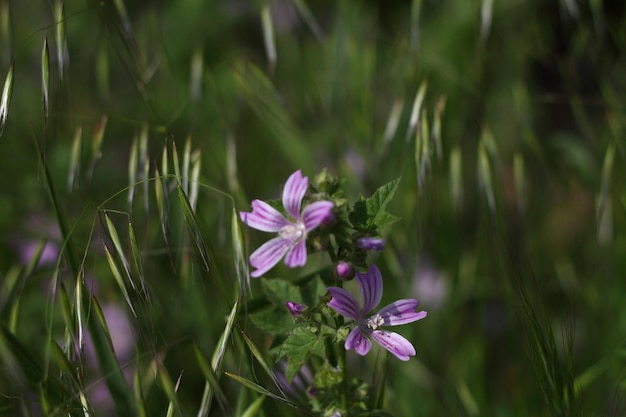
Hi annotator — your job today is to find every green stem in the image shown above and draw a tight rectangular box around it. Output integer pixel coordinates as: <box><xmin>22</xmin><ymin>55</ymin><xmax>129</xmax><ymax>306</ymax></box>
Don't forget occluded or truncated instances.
<box><xmin>338</xmin><ymin>343</ymin><xmax>349</xmax><ymax>414</ymax></box>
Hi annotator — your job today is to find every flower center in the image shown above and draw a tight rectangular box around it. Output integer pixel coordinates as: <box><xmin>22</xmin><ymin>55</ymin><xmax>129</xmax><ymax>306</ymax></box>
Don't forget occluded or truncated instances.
<box><xmin>279</xmin><ymin>222</ymin><xmax>305</xmax><ymax>241</ymax></box>
<box><xmin>366</xmin><ymin>314</ymin><xmax>385</xmax><ymax>330</ymax></box>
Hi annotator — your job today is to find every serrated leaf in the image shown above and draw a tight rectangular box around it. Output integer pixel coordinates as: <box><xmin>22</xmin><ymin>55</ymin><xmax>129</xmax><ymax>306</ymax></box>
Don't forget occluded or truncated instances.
<box><xmin>278</xmin><ymin>326</ymin><xmax>333</xmax><ymax>382</ymax></box>
<box><xmin>262</xmin><ymin>279</ymin><xmax>302</xmax><ymax>306</ymax></box>
<box><xmin>365</xmin><ymin>178</ymin><xmax>400</xmax><ymax>229</ymax></box>
<box><xmin>349</xmin><ymin>178</ymin><xmax>401</xmax><ymax>232</ymax></box>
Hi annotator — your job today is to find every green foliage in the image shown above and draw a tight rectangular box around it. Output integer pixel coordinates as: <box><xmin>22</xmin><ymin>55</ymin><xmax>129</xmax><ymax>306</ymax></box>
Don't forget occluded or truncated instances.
<box><xmin>278</xmin><ymin>325</ymin><xmax>335</xmax><ymax>383</ymax></box>
<box><xmin>349</xmin><ymin>178</ymin><xmax>401</xmax><ymax>233</ymax></box>
<box><xmin>1</xmin><ymin>0</ymin><xmax>625</xmax><ymax>416</ymax></box>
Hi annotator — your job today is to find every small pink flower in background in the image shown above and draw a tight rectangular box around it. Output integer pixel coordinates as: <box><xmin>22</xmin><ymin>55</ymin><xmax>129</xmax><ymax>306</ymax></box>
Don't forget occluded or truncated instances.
<box><xmin>327</xmin><ymin>264</ymin><xmax>427</xmax><ymax>361</ymax></box>
<box><xmin>17</xmin><ymin>240</ymin><xmax>59</xmax><ymax>267</ymax></box>
<box><xmin>11</xmin><ymin>213</ymin><xmax>61</xmax><ymax>268</ymax></box>
<box><xmin>413</xmin><ymin>258</ymin><xmax>448</xmax><ymax>310</ymax></box>
<box><xmin>240</xmin><ymin>170</ymin><xmax>334</xmax><ymax>278</ymax></box>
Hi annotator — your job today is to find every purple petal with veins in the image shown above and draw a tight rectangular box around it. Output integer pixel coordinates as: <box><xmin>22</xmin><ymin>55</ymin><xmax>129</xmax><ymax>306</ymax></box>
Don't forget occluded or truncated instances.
<box><xmin>356</xmin><ymin>264</ymin><xmax>383</xmax><ymax>314</ymax></box>
<box><xmin>249</xmin><ymin>237</ymin><xmax>291</xmax><ymax>277</ymax></box>
<box><xmin>285</xmin><ymin>239</ymin><xmax>307</xmax><ymax>267</ymax></box>
<box><xmin>370</xmin><ymin>330</ymin><xmax>416</xmax><ymax>361</ymax></box>
<box><xmin>282</xmin><ymin>170</ymin><xmax>308</xmax><ymax>219</ymax></box>
<box><xmin>345</xmin><ymin>327</ymin><xmax>372</xmax><ymax>356</ymax></box>
<box><xmin>240</xmin><ymin>200</ymin><xmax>289</xmax><ymax>232</ymax></box>
<box><xmin>327</xmin><ymin>287</ymin><xmax>360</xmax><ymax>320</ymax></box>
<box><xmin>301</xmin><ymin>201</ymin><xmax>334</xmax><ymax>230</ymax></box>
<box><xmin>378</xmin><ymin>300</ymin><xmax>428</xmax><ymax>325</ymax></box>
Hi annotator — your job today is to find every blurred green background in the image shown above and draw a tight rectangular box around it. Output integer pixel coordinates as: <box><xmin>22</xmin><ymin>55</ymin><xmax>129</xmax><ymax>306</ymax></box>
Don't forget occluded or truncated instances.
<box><xmin>1</xmin><ymin>0</ymin><xmax>625</xmax><ymax>416</ymax></box>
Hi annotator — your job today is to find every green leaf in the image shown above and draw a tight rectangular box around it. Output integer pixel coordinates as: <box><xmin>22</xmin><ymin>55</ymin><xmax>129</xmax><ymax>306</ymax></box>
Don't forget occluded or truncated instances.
<box><xmin>348</xmin><ymin>198</ymin><xmax>368</xmax><ymax>230</ymax></box>
<box><xmin>262</xmin><ymin>279</ymin><xmax>302</xmax><ymax>306</ymax></box>
<box><xmin>250</xmin><ymin>279</ymin><xmax>303</xmax><ymax>335</ymax></box>
<box><xmin>349</xmin><ymin>178</ymin><xmax>401</xmax><ymax>232</ymax></box>
<box><xmin>250</xmin><ymin>307</ymin><xmax>295</xmax><ymax>336</ymax></box>
<box><xmin>365</xmin><ymin>178</ymin><xmax>401</xmax><ymax>229</ymax></box>
<box><xmin>278</xmin><ymin>326</ymin><xmax>334</xmax><ymax>382</ymax></box>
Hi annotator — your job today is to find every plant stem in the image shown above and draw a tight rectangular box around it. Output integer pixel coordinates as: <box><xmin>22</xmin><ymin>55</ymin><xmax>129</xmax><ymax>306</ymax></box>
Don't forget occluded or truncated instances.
<box><xmin>338</xmin><ymin>343</ymin><xmax>349</xmax><ymax>414</ymax></box>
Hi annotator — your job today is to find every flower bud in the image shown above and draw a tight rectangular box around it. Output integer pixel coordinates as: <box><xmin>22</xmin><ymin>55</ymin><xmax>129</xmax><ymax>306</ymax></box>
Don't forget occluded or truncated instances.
<box><xmin>285</xmin><ymin>301</ymin><xmax>306</xmax><ymax>317</ymax></box>
<box><xmin>357</xmin><ymin>237</ymin><xmax>385</xmax><ymax>251</ymax></box>
<box><xmin>335</xmin><ymin>261</ymin><xmax>353</xmax><ymax>279</ymax></box>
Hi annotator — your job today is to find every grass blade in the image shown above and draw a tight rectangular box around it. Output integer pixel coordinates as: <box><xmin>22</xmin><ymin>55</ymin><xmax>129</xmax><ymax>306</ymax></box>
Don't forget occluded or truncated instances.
<box><xmin>261</xmin><ymin>3</ymin><xmax>277</xmax><ymax>68</ymax></box>
<box><xmin>194</xmin><ymin>344</ymin><xmax>228</xmax><ymax>416</ymax></box>
<box><xmin>182</xmin><ymin>136</ymin><xmax>191</xmax><ymax>194</ymax></box>
<box><xmin>49</xmin><ymin>340</ymin><xmax>91</xmax><ymax>414</ymax></box>
<box><xmin>231</xmin><ymin>207</ymin><xmax>250</xmax><ymax>296</ymax></box>
<box><xmin>128</xmin><ymin>134</ymin><xmax>139</xmax><ymax>210</ymax></box>
<box><xmin>68</xmin><ymin>126</ymin><xmax>82</xmax><ymax>191</ymax></box>
<box><xmin>224</xmin><ymin>372</ymin><xmax>309</xmax><ymax>414</ymax></box>
<box><xmin>0</xmin><ymin>324</ymin><xmax>78</xmax><ymax>414</ymax></box>
<box><xmin>177</xmin><ymin>184</ymin><xmax>210</xmax><ymax>272</ymax></box>
<box><xmin>189</xmin><ymin>149</ymin><xmax>201</xmax><ymax>212</ymax></box>
<box><xmin>41</xmin><ymin>37</ymin><xmax>50</xmax><ymax>125</ymax></box>
<box><xmin>86</xmin><ymin>292</ymin><xmax>137</xmax><ymax>416</ymax></box>
<box><xmin>405</xmin><ymin>78</ymin><xmax>427</xmax><ymax>142</ymax></box>
<box><xmin>240</xmin><ymin>330</ymin><xmax>286</xmax><ymax>397</ymax></box>
<box><xmin>104</xmin><ymin>212</ymin><xmax>136</xmax><ymax>292</ymax></box>
<box><xmin>159</xmin><ymin>366</ymin><xmax>184</xmax><ymax>417</ymax></box>
<box><xmin>87</xmin><ymin>115</ymin><xmax>108</xmax><ymax>182</ymax></box>
<box><xmin>382</xmin><ymin>98</ymin><xmax>404</xmax><ymax>144</ymax></box>
<box><xmin>0</xmin><ymin>62</ymin><xmax>13</xmax><ymax>138</ymax></box>
<box><xmin>104</xmin><ymin>244</ymin><xmax>137</xmax><ymax>318</ymax></box>
<box><xmin>433</xmin><ymin>94</ymin><xmax>447</xmax><ymax>159</ymax></box>
<box><xmin>197</xmin><ymin>299</ymin><xmax>239</xmax><ymax>417</ymax></box>
<box><xmin>139</xmin><ymin>123</ymin><xmax>150</xmax><ymax>213</ymax></box>
<box><xmin>128</xmin><ymin>222</ymin><xmax>145</xmax><ymax>295</ymax></box>
<box><xmin>54</xmin><ymin>0</ymin><xmax>68</xmax><ymax>78</ymax></box>
<box><xmin>155</xmin><ymin>167</ymin><xmax>170</xmax><ymax>245</ymax></box>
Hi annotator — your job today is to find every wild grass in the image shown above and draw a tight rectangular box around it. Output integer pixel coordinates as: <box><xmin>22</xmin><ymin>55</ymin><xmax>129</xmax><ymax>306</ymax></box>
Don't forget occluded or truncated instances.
<box><xmin>0</xmin><ymin>0</ymin><xmax>625</xmax><ymax>416</ymax></box>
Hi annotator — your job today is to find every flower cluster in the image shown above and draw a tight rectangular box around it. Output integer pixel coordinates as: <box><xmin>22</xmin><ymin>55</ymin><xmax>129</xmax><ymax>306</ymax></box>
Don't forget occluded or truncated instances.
<box><xmin>240</xmin><ymin>170</ymin><xmax>427</xmax><ymax>362</ymax></box>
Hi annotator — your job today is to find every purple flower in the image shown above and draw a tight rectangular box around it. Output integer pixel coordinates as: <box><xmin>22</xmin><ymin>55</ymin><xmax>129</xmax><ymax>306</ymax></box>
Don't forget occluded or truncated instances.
<box><xmin>286</xmin><ymin>301</ymin><xmax>307</xmax><ymax>317</ymax></box>
<box><xmin>357</xmin><ymin>237</ymin><xmax>385</xmax><ymax>251</ymax></box>
<box><xmin>240</xmin><ymin>170</ymin><xmax>334</xmax><ymax>278</ymax></box>
<box><xmin>327</xmin><ymin>264</ymin><xmax>427</xmax><ymax>361</ymax></box>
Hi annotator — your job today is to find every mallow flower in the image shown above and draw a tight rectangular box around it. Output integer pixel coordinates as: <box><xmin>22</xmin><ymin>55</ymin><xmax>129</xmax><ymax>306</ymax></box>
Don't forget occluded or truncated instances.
<box><xmin>327</xmin><ymin>264</ymin><xmax>427</xmax><ymax>360</ymax></box>
<box><xmin>240</xmin><ymin>170</ymin><xmax>334</xmax><ymax>278</ymax></box>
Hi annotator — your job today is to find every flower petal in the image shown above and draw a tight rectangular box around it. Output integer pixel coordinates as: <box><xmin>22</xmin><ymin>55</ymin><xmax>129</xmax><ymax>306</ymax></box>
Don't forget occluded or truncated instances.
<box><xmin>284</xmin><ymin>238</ymin><xmax>307</xmax><ymax>267</ymax></box>
<box><xmin>240</xmin><ymin>200</ymin><xmax>289</xmax><ymax>232</ymax></box>
<box><xmin>327</xmin><ymin>287</ymin><xmax>360</xmax><ymax>321</ymax></box>
<box><xmin>356</xmin><ymin>264</ymin><xmax>383</xmax><ymax>314</ymax></box>
<box><xmin>249</xmin><ymin>237</ymin><xmax>291</xmax><ymax>277</ymax></box>
<box><xmin>301</xmin><ymin>201</ymin><xmax>334</xmax><ymax>231</ymax></box>
<box><xmin>345</xmin><ymin>327</ymin><xmax>372</xmax><ymax>356</ymax></box>
<box><xmin>370</xmin><ymin>330</ymin><xmax>416</xmax><ymax>361</ymax></box>
<box><xmin>282</xmin><ymin>170</ymin><xmax>308</xmax><ymax>219</ymax></box>
<box><xmin>377</xmin><ymin>300</ymin><xmax>428</xmax><ymax>326</ymax></box>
